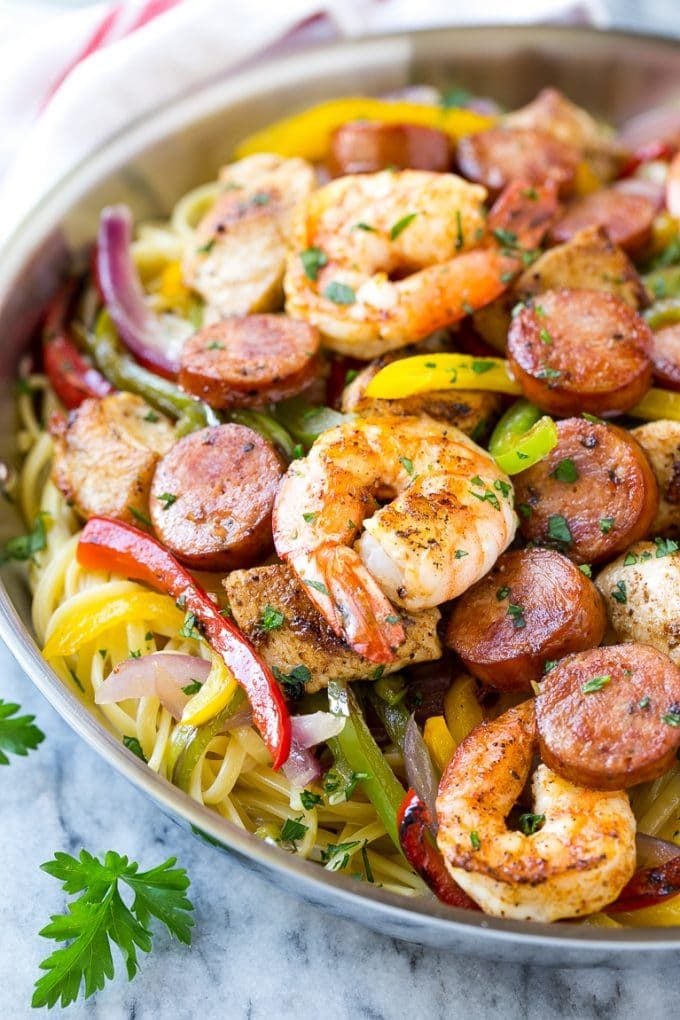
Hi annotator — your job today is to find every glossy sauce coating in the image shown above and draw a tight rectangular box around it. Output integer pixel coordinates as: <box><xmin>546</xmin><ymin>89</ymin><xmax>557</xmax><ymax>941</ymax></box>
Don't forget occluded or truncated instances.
<box><xmin>179</xmin><ymin>314</ymin><xmax>320</xmax><ymax>409</ymax></box>
<box><xmin>445</xmin><ymin>548</ymin><xmax>607</xmax><ymax>691</ymax></box>
<box><xmin>507</xmin><ymin>288</ymin><xmax>653</xmax><ymax>417</ymax></box>
<box><xmin>513</xmin><ymin>417</ymin><xmax>659</xmax><ymax>564</ymax></box>
<box><xmin>536</xmin><ymin>644</ymin><xmax>680</xmax><ymax>790</ymax></box>
<box><xmin>456</xmin><ymin>127</ymin><xmax>578</xmax><ymax>197</ymax></box>
<box><xmin>150</xmin><ymin>424</ymin><xmax>283</xmax><ymax>570</ymax></box>
<box><xmin>549</xmin><ymin>187</ymin><xmax>656</xmax><ymax>254</ymax></box>
<box><xmin>329</xmin><ymin>121</ymin><xmax>451</xmax><ymax>175</ymax></box>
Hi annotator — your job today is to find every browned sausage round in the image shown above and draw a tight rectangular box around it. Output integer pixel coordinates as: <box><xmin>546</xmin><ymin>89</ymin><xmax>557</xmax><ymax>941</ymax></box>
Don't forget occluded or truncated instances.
<box><xmin>150</xmin><ymin>424</ymin><xmax>283</xmax><ymax>570</ymax></box>
<box><xmin>456</xmin><ymin>127</ymin><xmax>579</xmax><ymax>197</ymax></box>
<box><xmin>549</xmin><ymin>187</ymin><xmax>656</xmax><ymax>254</ymax></box>
<box><xmin>445</xmin><ymin>548</ymin><xmax>607</xmax><ymax>691</ymax></box>
<box><xmin>651</xmin><ymin>323</ymin><xmax>680</xmax><ymax>392</ymax></box>
<box><xmin>536</xmin><ymin>643</ymin><xmax>680</xmax><ymax>789</ymax></box>
<box><xmin>507</xmin><ymin>288</ymin><xmax>653</xmax><ymax>417</ymax></box>
<box><xmin>329</xmin><ymin>121</ymin><xmax>451</xmax><ymax>176</ymax></box>
<box><xmin>513</xmin><ymin>417</ymin><xmax>659</xmax><ymax>564</ymax></box>
<box><xmin>179</xmin><ymin>315</ymin><xmax>321</xmax><ymax>409</ymax></box>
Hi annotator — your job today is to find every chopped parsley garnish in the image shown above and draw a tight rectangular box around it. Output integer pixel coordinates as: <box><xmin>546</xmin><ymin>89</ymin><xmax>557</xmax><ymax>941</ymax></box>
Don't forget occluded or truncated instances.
<box><xmin>273</xmin><ymin>664</ymin><xmax>311</xmax><ymax>701</ymax></box>
<box><xmin>385</xmin><ymin>614</ymin><xmax>401</xmax><ymax>625</ymax></box>
<box><xmin>454</xmin><ymin>549</ymin><xmax>468</xmax><ymax>559</ymax></box>
<box><xmin>292</xmin><ymin>443</ymin><xmax>304</xmax><ymax>459</ymax></box>
<box><xmin>496</xmin><ymin>586</ymin><xmax>510</xmax><ymax>601</ymax></box>
<box><xmin>304</xmin><ymin>578</ymin><xmax>330</xmax><ymax>596</ymax></box>
<box><xmin>300</xmin><ymin>790</ymin><xmax>322</xmax><ymax>810</ymax></box>
<box><xmin>179</xmin><ymin>612</ymin><xmax>200</xmax><ymax>640</ymax></box>
<box><xmin>321</xmin><ymin>840</ymin><xmax>362</xmax><ymax>871</ymax></box>
<box><xmin>543</xmin><ymin>659</ymin><xmax>559</xmax><ymax>674</ymax></box>
<box><xmin>582</xmin><ymin>675</ymin><xmax>611</xmax><ymax>694</ymax></box>
<box><xmin>302</xmin><ymin>511</ymin><xmax>318</xmax><ymax>523</ymax></box>
<box><xmin>130</xmin><ymin>649</ymin><xmax>141</xmax><ymax>659</ymax></box>
<box><xmin>662</xmin><ymin>709</ymin><xmax>680</xmax><ymax>727</ymax></box>
<box><xmin>324</xmin><ymin>282</ymin><xmax>356</xmax><ymax>305</ymax></box>
<box><xmin>550</xmin><ymin>458</ymin><xmax>579</xmax><ymax>483</ymax></box>
<box><xmin>122</xmin><ymin>735</ymin><xmax>147</xmax><ymax>762</ymax></box>
<box><xmin>98</xmin><ymin>649</ymin><xmax>108</xmax><ymax>660</ymax></box>
<box><xmin>655</xmin><ymin>537</ymin><xmax>679</xmax><ymax>558</ymax></box>
<box><xmin>0</xmin><ymin>511</ymin><xmax>50</xmax><ymax>564</ymax></box>
<box><xmin>440</xmin><ymin>86</ymin><xmax>471</xmax><ymax>108</ymax></box>
<box><xmin>455</xmin><ymin>209</ymin><xmax>464</xmax><ymax>251</ymax></box>
<box><xmin>507</xmin><ymin>603</ymin><xmax>526</xmax><ymax>629</ymax></box>
<box><xmin>492</xmin><ymin>228</ymin><xmax>518</xmax><ymax>249</ymax></box>
<box><xmin>373</xmin><ymin>666</ymin><xmax>385</xmax><ymax>681</ymax></box>
<box><xmin>470</xmin><ymin>831</ymin><xmax>481</xmax><ymax>851</ymax></box>
<box><xmin>206</xmin><ymin>340</ymin><xmax>224</xmax><ymax>350</ymax></box>
<box><xmin>471</xmin><ymin>359</ymin><xmax>495</xmax><ymax>374</ymax></box>
<box><xmin>611</xmin><ymin>580</ymin><xmax>627</xmax><ymax>604</ymax></box>
<box><xmin>278</xmin><ymin>817</ymin><xmax>308</xmax><ymax>847</ymax></box>
<box><xmin>519</xmin><ymin>812</ymin><xmax>545</xmax><ymax>836</ymax></box>
<box><xmin>539</xmin><ymin>328</ymin><xmax>553</xmax><ymax>346</ymax></box>
<box><xmin>389</xmin><ymin>213</ymin><xmax>418</xmax><ymax>240</ymax></box>
<box><xmin>518</xmin><ymin>502</ymin><xmax>533</xmax><ymax>519</ymax></box>
<box><xmin>196</xmin><ymin>238</ymin><xmax>215</xmax><ymax>254</ymax></box>
<box><xmin>128</xmin><ymin>506</ymin><xmax>152</xmax><ymax>529</ymax></box>
<box><xmin>157</xmin><ymin>492</ymin><xmax>177</xmax><ymax>510</ymax></box>
<box><xmin>182</xmin><ymin>681</ymin><xmax>202</xmax><ymax>696</ymax></box>
<box><xmin>361</xmin><ymin>843</ymin><xmax>374</xmax><ymax>883</ymax></box>
<box><xmin>353</xmin><ymin>222</ymin><xmax>377</xmax><ymax>232</ymax></box>
<box><xmin>345</xmin><ymin>369</ymin><xmax>359</xmax><ymax>385</ymax></box>
<box><xmin>599</xmin><ymin>517</ymin><xmax>615</xmax><ymax>534</ymax></box>
<box><xmin>578</xmin><ymin>564</ymin><xmax>593</xmax><ymax>578</ymax></box>
<box><xmin>623</xmin><ymin>552</ymin><xmax>639</xmax><ymax>566</ymax></box>
<box><xmin>261</xmin><ymin>604</ymin><xmax>285</xmax><ymax>631</ymax></box>
<box><xmin>536</xmin><ymin>366</ymin><xmax>562</xmax><ymax>380</ymax></box>
<box><xmin>494</xmin><ymin>479</ymin><xmax>511</xmax><ymax>498</ymax></box>
<box><xmin>143</xmin><ymin>410</ymin><xmax>160</xmax><ymax>423</ymax></box>
<box><xmin>300</xmin><ymin>246</ymin><xmax>328</xmax><ymax>281</ymax></box>
<box><xmin>251</xmin><ymin>192</ymin><xmax>270</xmax><ymax>205</ymax></box>
<box><xmin>547</xmin><ymin>514</ymin><xmax>573</xmax><ymax>545</ymax></box>
<box><xmin>399</xmin><ymin>456</ymin><xmax>414</xmax><ymax>475</ymax></box>
<box><xmin>638</xmin><ymin>695</ymin><xmax>651</xmax><ymax>710</ymax></box>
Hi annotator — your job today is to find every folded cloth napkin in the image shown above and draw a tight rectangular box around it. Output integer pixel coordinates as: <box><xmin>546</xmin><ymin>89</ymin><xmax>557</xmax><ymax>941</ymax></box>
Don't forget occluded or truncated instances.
<box><xmin>0</xmin><ymin>0</ymin><xmax>607</xmax><ymax>242</ymax></box>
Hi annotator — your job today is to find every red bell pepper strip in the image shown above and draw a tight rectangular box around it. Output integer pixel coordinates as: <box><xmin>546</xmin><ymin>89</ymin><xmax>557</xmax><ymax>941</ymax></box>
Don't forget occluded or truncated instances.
<box><xmin>619</xmin><ymin>140</ymin><xmax>676</xmax><ymax>179</ymax></box>
<box><xmin>43</xmin><ymin>282</ymin><xmax>113</xmax><ymax>409</ymax></box>
<box><xmin>397</xmin><ymin>788</ymin><xmax>479</xmax><ymax>910</ymax></box>
<box><xmin>77</xmin><ymin>516</ymin><xmax>291</xmax><ymax>769</ymax></box>
<box><xmin>607</xmin><ymin>854</ymin><xmax>680</xmax><ymax>913</ymax></box>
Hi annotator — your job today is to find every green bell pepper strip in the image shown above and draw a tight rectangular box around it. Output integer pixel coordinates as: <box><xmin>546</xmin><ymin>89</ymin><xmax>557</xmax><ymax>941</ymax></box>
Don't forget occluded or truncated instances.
<box><xmin>644</xmin><ymin>298</ymin><xmax>680</xmax><ymax>331</ymax></box>
<box><xmin>643</xmin><ymin>265</ymin><xmax>680</xmax><ymax>302</ymax></box>
<box><xmin>85</xmin><ymin>310</ymin><xmax>217</xmax><ymax>434</ymax></box>
<box><xmin>488</xmin><ymin>399</ymin><xmax>559</xmax><ymax>475</ymax></box>
<box><xmin>368</xmin><ymin>690</ymin><xmax>410</xmax><ymax>751</ymax></box>
<box><xmin>169</xmin><ymin>688</ymin><xmax>247</xmax><ymax>791</ymax></box>
<box><xmin>274</xmin><ymin>396</ymin><xmax>347</xmax><ymax>450</ymax></box>
<box><xmin>227</xmin><ymin>408</ymin><xmax>297</xmax><ymax>462</ymax></box>
<box><xmin>327</xmin><ymin>679</ymin><xmax>405</xmax><ymax>850</ymax></box>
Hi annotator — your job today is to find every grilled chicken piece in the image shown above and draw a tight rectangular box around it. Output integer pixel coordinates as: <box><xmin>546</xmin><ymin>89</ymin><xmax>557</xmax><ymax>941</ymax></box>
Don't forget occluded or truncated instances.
<box><xmin>51</xmin><ymin>392</ymin><xmax>175</xmax><ymax>524</ymax></box>
<box><xmin>224</xmin><ymin>563</ymin><xmax>442</xmax><ymax>693</ymax></box>
<box><xmin>182</xmin><ymin>154</ymin><xmax>316</xmax><ymax>318</ymax></box>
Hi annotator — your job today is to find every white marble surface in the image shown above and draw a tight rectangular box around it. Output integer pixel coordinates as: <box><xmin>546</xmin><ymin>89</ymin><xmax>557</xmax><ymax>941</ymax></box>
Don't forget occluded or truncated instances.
<box><xmin>1</xmin><ymin>638</ymin><xmax>679</xmax><ymax>1019</ymax></box>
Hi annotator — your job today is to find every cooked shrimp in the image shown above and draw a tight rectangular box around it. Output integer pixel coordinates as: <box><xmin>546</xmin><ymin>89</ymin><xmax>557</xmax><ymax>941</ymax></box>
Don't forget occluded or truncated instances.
<box><xmin>272</xmin><ymin>414</ymin><xmax>516</xmax><ymax>663</ymax></box>
<box><xmin>183</xmin><ymin>154</ymin><xmax>316</xmax><ymax>318</ymax></box>
<box><xmin>284</xmin><ymin>173</ymin><xmax>558</xmax><ymax>358</ymax></box>
<box><xmin>436</xmin><ymin>701</ymin><xmax>636</xmax><ymax>922</ymax></box>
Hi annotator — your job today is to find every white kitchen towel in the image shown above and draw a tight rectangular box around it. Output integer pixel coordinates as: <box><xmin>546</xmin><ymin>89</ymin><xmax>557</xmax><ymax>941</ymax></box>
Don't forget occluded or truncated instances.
<box><xmin>0</xmin><ymin>0</ymin><xmax>607</xmax><ymax>241</ymax></box>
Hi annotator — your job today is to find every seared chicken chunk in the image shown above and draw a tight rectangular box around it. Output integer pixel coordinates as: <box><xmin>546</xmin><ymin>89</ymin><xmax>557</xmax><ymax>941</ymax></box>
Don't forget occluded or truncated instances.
<box><xmin>224</xmin><ymin>563</ymin><xmax>441</xmax><ymax>693</ymax></box>
<box><xmin>182</xmin><ymin>154</ymin><xmax>316</xmax><ymax>319</ymax></box>
<box><xmin>51</xmin><ymin>393</ymin><xmax>175</xmax><ymax>523</ymax></box>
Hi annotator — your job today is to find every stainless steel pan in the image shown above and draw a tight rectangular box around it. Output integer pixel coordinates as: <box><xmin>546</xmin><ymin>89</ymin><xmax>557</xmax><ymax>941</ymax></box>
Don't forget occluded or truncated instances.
<box><xmin>1</xmin><ymin>25</ymin><xmax>679</xmax><ymax>965</ymax></box>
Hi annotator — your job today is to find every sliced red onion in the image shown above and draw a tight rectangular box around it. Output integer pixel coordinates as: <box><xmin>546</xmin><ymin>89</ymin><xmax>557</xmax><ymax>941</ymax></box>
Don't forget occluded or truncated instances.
<box><xmin>97</xmin><ymin>204</ymin><xmax>190</xmax><ymax>378</ymax></box>
<box><xmin>635</xmin><ymin>832</ymin><xmax>680</xmax><ymax>869</ymax></box>
<box><xmin>283</xmin><ymin>743</ymin><xmax>322</xmax><ymax>788</ymax></box>
<box><xmin>403</xmin><ymin>714</ymin><xmax>439</xmax><ymax>828</ymax></box>
<box><xmin>290</xmin><ymin>712</ymin><xmax>345</xmax><ymax>748</ymax></box>
<box><xmin>96</xmin><ymin>652</ymin><xmax>211</xmax><ymax>720</ymax></box>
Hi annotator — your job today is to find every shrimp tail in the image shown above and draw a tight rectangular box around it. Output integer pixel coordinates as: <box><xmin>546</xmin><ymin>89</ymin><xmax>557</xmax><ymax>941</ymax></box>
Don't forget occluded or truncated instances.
<box><xmin>312</xmin><ymin>544</ymin><xmax>406</xmax><ymax>663</ymax></box>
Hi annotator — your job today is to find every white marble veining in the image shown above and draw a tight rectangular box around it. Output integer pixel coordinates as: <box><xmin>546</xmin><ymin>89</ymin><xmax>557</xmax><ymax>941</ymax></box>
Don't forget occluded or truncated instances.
<box><xmin>1</xmin><ymin>638</ymin><xmax>679</xmax><ymax>1019</ymax></box>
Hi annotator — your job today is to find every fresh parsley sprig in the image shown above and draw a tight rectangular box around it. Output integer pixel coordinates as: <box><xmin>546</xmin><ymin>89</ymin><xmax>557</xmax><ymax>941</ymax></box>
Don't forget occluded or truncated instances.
<box><xmin>32</xmin><ymin>850</ymin><xmax>194</xmax><ymax>1009</ymax></box>
<box><xmin>0</xmin><ymin>699</ymin><xmax>44</xmax><ymax>764</ymax></box>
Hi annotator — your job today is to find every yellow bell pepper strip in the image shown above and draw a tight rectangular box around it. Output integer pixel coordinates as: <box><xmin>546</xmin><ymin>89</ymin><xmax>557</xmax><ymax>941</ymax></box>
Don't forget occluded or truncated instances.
<box><xmin>181</xmin><ymin>655</ymin><xmax>238</xmax><ymax>727</ymax></box>
<box><xmin>365</xmin><ymin>353</ymin><xmax>680</xmax><ymax>423</ymax></box>
<box><xmin>43</xmin><ymin>587</ymin><xmax>184</xmax><ymax>659</ymax></box>
<box><xmin>488</xmin><ymin>399</ymin><xmax>558</xmax><ymax>475</ymax></box>
<box><xmin>423</xmin><ymin>716</ymin><xmax>456</xmax><ymax>773</ymax></box>
<box><xmin>76</xmin><ymin>517</ymin><xmax>291</xmax><ymax>769</ymax></box>
<box><xmin>235</xmin><ymin>97</ymin><xmax>495</xmax><ymax>161</ymax></box>
<box><xmin>327</xmin><ymin>678</ymin><xmax>405</xmax><ymax>850</ymax></box>
<box><xmin>443</xmin><ymin>674</ymin><xmax>484</xmax><ymax>747</ymax></box>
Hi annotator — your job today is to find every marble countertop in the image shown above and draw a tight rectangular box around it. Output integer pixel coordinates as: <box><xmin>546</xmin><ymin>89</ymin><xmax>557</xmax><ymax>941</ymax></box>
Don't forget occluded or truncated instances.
<box><xmin>1</xmin><ymin>638</ymin><xmax>679</xmax><ymax>1019</ymax></box>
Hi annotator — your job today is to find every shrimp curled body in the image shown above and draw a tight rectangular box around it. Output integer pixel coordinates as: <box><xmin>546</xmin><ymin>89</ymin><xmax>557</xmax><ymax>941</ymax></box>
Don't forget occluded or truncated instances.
<box><xmin>272</xmin><ymin>414</ymin><xmax>516</xmax><ymax>663</ymax></box>
<box><xmin>436</xmin><ymin>702</ymin><xmax>636</xmax><ymax>922</ymax></box>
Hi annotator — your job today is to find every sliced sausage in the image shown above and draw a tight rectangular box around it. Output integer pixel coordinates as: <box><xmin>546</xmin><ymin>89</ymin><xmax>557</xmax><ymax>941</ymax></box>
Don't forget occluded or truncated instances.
<box><xmin>548</xmin><ymin>187</ymin><xmax>656</xmax><ymax>255</ymax></box>
<box><xmin>150</xmin><ymin>424</ymin><xmax>283</xmax><ymax>570</ymax></box>
<box><xmin>596</xmin><ymin>541</ymin><xmax>680</xmax><ymax>664</ymax></box>
<box><xmin>51</xmin><ymin>393</ymin><xmax>175</xmax><ymax>524</ymax></box>
<box><xmin>515</xmin><ymin>226</ymin><xmax>649</xmax><ymax>310</ymax></box>
<box><xmin>445</xmin><ymin>548</ymin><xmax>607</xmax><ymax>691</ymax></box>
<box><xmin>513</xmin><ymin>417</ymin><xmax>659</xmax><ymax>565</ymax></box>
<box><xmin>650</xmin><ymin>323</ymin><xmax>680</xmax><ymax>391</ymax></box>
<box><xmin>329</xmin><ymin>122</ymin><xmax>451</xmax><ymax>176</ymax></box>
<box><xmin>179</xmin><ymin>314</ymin><xmax>321</xmax><ymax>409</ymax></box>
<box><xmin>507</xmin><ymin>288</ymin><xmax>653</xmax><ymax>417</ymax></box>
<box><xmin>536</xmin><ymin>643</ymin><xmax>680</xmax><ymax>790</ymax></box>
<box><xmin>456</xmin><ymin>126</ymin><xmax>579</xmax><ymax>197</ymax></box>
<box><xmin>631</xmin><ymin>421</ymin><xmax>680</xmax><ymax>536</ymax></box>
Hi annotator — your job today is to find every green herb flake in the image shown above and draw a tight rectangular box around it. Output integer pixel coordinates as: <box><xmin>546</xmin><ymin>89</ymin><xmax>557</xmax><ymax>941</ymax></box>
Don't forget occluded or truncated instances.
<box><xmin>662</xmin><ymin>709</ymin><xmax>680</xmax><ymax>727</ymax></box>
<box><xmin>518</xmin><ymin>502</ymin><xmax>533</xmax><ymax>519</ymax></box>
<box><xmin>623</xmin><ymin>552</ymin><xmax>639</xmax><ymax>566</ymax></box>
<box><xmin>522</xmin><ymin>187</ymin><xmax>539</xmax><ymax>200</ymax></box>
<box><xmin>471</xmin><ymin>359</ymin><xmax>495</xmax><ymax>374</ymax></box>
<box><xmin>206</xmin><ymin>340</ymin><xmax>224</xmax><ymax>350</ymax></box>
<box><xmin>321</xmin><ymin>840</ymin><xmax>362</xmax><ymax>871</ymax></box>
<box><xmin>494</xmin><ymin>479</ymin><xmax>511</xmax><ymax>498</ymax></box>
<box><xmin>372</xmin><ymin>666</ymin><xmax>385</xmax><ymax>682</ymax></box>
<box><xmin>273</xmin><ymin>664</ymin><xmax>311</xmax><ymax>701</ymax></box>
<box><xmin>360</xmin><ymin>843</ymin><xmax>374</xmax><ymax>883</ymax></box>
<box><xmin>345</xmin><ymin>369</ymin><xmax>359</xmax><ymax>385</ymax></box>
<box><xmin>582</xmin><ymin>675</ymin><xmax>611</xmax><ymax>694</ymax></box>
<box><xmin>455</xmin><ymin>209</ymin><xmax>464</xmax><ymax>251</ymax></box>
<box><xmin>179</xmin><ymin>612</ymin><xmax>200</xmax><ymax>640</ymax></box>
<box><xmin>470</xmin><ymin>831</ymin><xmax>481</xmax><ymax>851</ymax></box>
<box><xmin>143</xmin><ymin>410</ymin><xmax>160</xmax><ymax>423</ymax></box>
<box><xmin>196</xmin><ymin>238</ymin><xmax>215</xmax><ymax>255</ymax></box>
<box><xmin>543</xmin><ymin>659</ymin><xmax>559</xmax><ymax>674</ymax></box>
<box><xmin>130</xmin><ymin>650</ymin><xmax>141</xmax><ymax>659</ymax></box>
<box><xmin>519</xmin><ymin>812</ymin><xmax>546</xmax><ymax>836</ymax></box>
<box><xmin>611</xmin><ymin>580</ymin><xmax>627</xmax><ymax>604</ymax></box>
<box><xmin>98</xmin><ymin>649</ymin><xmax>108</xmax><ymax>660</ymax></box>
<box><xmin>496</xmin><ymin>586</ymin><xmax>510</xmax><ymax>601</ymax></box>
<box><xmin>655</xmin><ymin>537</ymin><xmax>679</xmax><ymax>558</ymax></box>
<box><xmin>304</xmin><ymin>578</ymin><xmax>330</xmax><ymax>596</ymax></box>
<box><xmin>251</xmin><ymin>192</ymin><xmax>270</xmax><ymax>206</ymax></box>
<box><xmin>389</xmin><ymin>212</ymin><xmax>418</xmax><ymax>240</ymax></box>
<box><xmin>0</xmin><ymin>511</ymin><xmax>50</xmax><ymax>565</ymax></box>
<box><xmin>599</xmin><ymin>517</ymin><xmax>615</xmax><ymax>534</ymax></box>
<box><xmin>550</xmin><ymin>458</ymin><xmax>579</xmax><ymax>484</ymax></box>
<box><xmin>128</xmin><ymin>506</ymin><xmax>152</xmax><ymax>529</ymax></box>
<box><xmin>300</xmin><ymin>790</ymin><xmax>323</xmax><ymax>810</ymax></box>
<box><xmin>182</xmin><ymin>681</ymin><xmax>202</xmax><ymax>696</ymax></box>
<box><xmin>440</xmin><ymin>86</ymin><xmax>471</xmax><ymax>108</ymax></box>
<box><xmin>547</xmin><ymin>514</ymin><xmax>573</xmax><ymax>546</ymax></box>
<box><xmin>122</xmin><ymin>735</ymin><xmax>147</xmax><ymax>762</ymax></box>
<box><xmin>454</xmin><ymin>549</ymin><xmax>468</xmax><ymax>559</ymax></box>
<box><xmin>292</xmin><ymin>443</ymin><xmax>304</xmax><ymax>460</ymax></box>
<box><xmin>353</xmin><ymin>222</ymin><xmax>377</xmax><ymax>233</ymax></box>
<box><xmin>578</xmin><ymin>564</ymin><xmax>592</xmax><ymax>578</ymax></box>
<box><xmin>324</xmin><ymin>282</ymin><xmax>356</xmax><ymax>306</ymax></box>
<box><xmin>507</xmin><ymin>603</ymin><xmax>526</xmax><ymax>629</ymax></box>
<box><xmin>157</xmin><ymin>492</ymin><xmax>177</xmax><ymax>510</ymax></box>
<box><xmin>385</xmin><ymin>614</ymin><xmax>401</xmax><ymax>625</ymax></box>
<box><xmin>536</xmin><ymin>366</ymin><xmax>562</xmax><ymax>380</ymax></box>
<box><xmin>302</xmin><ymin>511</ymin><xmax>318</xmax><ymax>523</ymax></box>
<box><xmin>492</xmin><ymin>228</ymin><xmax>518</xmax><ymax>249</ymax></box>
<box><xmin>299</xmin><ymin>246</ymin><xmax>328</xmax><ymax>281</ymax></box>
<box><xmin>638</xmin><ymin>695</ymin><xmax>651</xmax><ymax>710</ymax></box>
<box><xmin>261</xmin><ymin>604</ymin><xmax>285</xmax><ymax>631</ymax></box>
<box><xmin>399</xmin><ymin>456</ymin><xmax>414</xmax><ymax>475</ymax></box>
<box><xmin>279</xmin><ymin>816</ymin><xmax>308</xmax><ymax>847</ymax></box>
<box><xmin>539</xmin><ymin>328</ymin><xmax>553</xmax><ymax>346</ymax></box>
